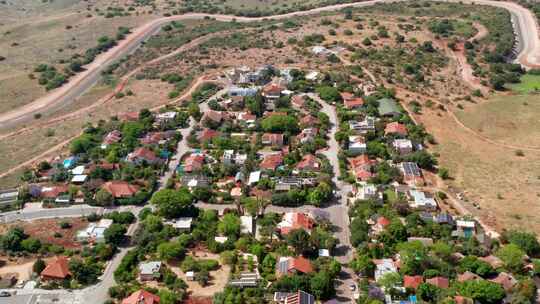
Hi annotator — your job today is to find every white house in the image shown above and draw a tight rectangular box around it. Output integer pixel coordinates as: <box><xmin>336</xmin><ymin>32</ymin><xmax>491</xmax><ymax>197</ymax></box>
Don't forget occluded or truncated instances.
<box><xmin>349</xmin><ymin>135</ymin><xmax>367</xmax><ymax>154</ymax></box>
<box><xmin>374</xmin><ymin>259</ymin><xmax>398</xmax><ymax>282</ymax></box>
<box><xmin>408</xmin><ymin>190</ymin><xmax>437</xmax><ymax>210</ymax></box>
<box><xmin>77</xmin><ymin>219</ymin><xmax>113</xmax><ymax>243</ymax></box>
<box><xmin>248</xmin><ymin>171</ymin><xmax>261</xmax><ymax>185</ymax></box>
<box><xmin>241</xmin><ymin>215</ymin><xmax>255</xmax><ymax>235</ymax></box>
<box><xmin>165</xmin><ymin>217</ymin><xmax>193</xmax><ymax>232</ymax></box>
<box><xmin>393</xmin><ymin>139</ymin><xmax>413</xmax><ymax>155</ymax></box>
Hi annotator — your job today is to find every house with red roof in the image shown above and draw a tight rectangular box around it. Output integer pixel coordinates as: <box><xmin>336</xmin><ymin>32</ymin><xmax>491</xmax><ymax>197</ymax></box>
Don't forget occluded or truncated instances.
<box><xmin>260</xmin><ymin>153</ymin><xmax>283</xmax><ymax>171</ymax></box>
<box><xmin>403</xmin><ymin>275</ymin><xmax>423</xmax><ymax>289</ymax></box>
<box><xmin>384</xmin><ymin>122</ymin><xmax>408</xmax><ymax>137</ymax></box>
<box><xmin>426</xmin><ymin>276</ymin><xmax>449</xmax><ymax>289</ymax></box>
<box><xmin>349</xmin><ymin>154</ymin><xmax>375</xmax><ymax>182</ymax></box>
<box><xmin>122</xmin><ymin>289</ymin><xmax>160</xmax><ymax>304</ymax></box>
<box><xmin>297</xmin><ymin>128</ymin><xmax>318</xmax><ymax>144</ymax></box>
<box><xmin>295</xmin><ymin>154</ymin><xmax>320</xmax><ymax>172</ymax></box>
<box><xmin>184</xmin><ymin>154</ymin><xmax>205</xmax><ymax>173</ymax></box>
<box><xmin>261</xmin><ymin>133</ymin><xmax>284</xmax><ymax>147</ymax></box>
<box><xmin>41</xmin><ymin>256</ymin><xmax>71</xmax><ymax>281</ymax></box>
<box><xmin>277</xmin><ymin>256</ymin><xmax>314</xmax><ymax>276</ymax></box>
<box><xmin>203</xmin><ymin>110</ymin><xmax>228</xmax><ymax>124</ymax></box>
<box><xmin>262</xmin><ymin>83</ymin><xmax>283</xmax><ymax>100</ymax></box>
<box><xmin>370</xmin><ymin>216</ymin><xmax>391</xmax><ymax>236</ymax></box>
<box><xmin>300</xmin><ymin>115</ymin><xmax>319</xmax><ymax>127</ymax></box>
<box><xmin>341</xmin><ymin>92</ymin><xmax>364</xmax><ymax>110</ymax></box>
<box><xmin>277</xmin><ymin>212</ymin><xmax>315</xmax><ymax>235</ymax></box>
<box><xmin>40</xmin><ymin>184</ymin><xmax>70</xmax><ymax>200</ymax></box>
<box><xmin>197</xmin><ymin>128</ymin><xmax>221</xmax><ymax>142</ymax></box>
<box><xmin>127</xmin><ymin>147</ymin><xmax>161</xmax><ymax>165</ymax></box>
<box><xmin>291</xmin><ymin>95</ymin><xmax>306</xmax><ymax>109</ymax></box>
<box><xmin>102</xmin><ymin>130</ymin><xmax>122</xmax><ymax>148</ymax></box>
<box><xmin>101</xmin><ymin>181</ymin><xmax>139</xmax><ymax>198</ymax></box>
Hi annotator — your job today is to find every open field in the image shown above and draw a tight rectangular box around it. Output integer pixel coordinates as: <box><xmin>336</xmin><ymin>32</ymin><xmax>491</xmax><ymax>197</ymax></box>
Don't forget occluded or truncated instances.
<box><xmin>457</xmin><ymin>94</ymin><xmax>540</xmax><ymax>148</ymax></box>
<box><xmin>403</xmin><ymin>93</ymin><xmax>540</xmax><ymax>234</ymax></box>
<box><xmin>507</xmin><ymin>74</ymin><xmax>540</xmax><ymax>94</ymax></box>
<box><xmin>0</xmin><ymin>217</ymin><xmax>88</xmax><ymax>249</ymax></box>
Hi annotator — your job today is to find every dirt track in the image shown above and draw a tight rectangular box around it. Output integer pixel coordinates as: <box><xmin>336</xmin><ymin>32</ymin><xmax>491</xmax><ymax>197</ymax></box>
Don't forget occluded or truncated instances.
<box><xmin>0</xmin><ymin>0</ymin><xmax>538</xmax><ymax>130</ymax></box>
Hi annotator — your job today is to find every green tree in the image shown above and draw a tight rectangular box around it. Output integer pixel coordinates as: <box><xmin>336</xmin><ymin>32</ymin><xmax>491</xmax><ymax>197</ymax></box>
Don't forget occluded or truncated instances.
<box><xmin>316</xmin><ymin>86</ymin><xmax>340</xmax><ymax>102</ymax></box>
<box><xmin>287</xmin><ymin>229</ymin><xmax>311</xmax><ymax>255</ymax></box>
<box><xmin>261</xmin><ymin>115</ymin><xmax>299</xmax><ymax>133</ymax></box>
<box><xmin>104</xmin><ymin>223</ymin><xmax>127</xmax><ymax>246</ymax></box>
<box><xmin>21</xmin><ymin>238</ymin><xmax>41</xmax><ymax>253</ymax></box>
<box><xmin>158</xmin><ymin>241</ymin><xmax>185</xmax><ymax>261</ymax></box>
<box><xmin>457</xmin><ymin>280</ymin><xmax>505</xmax><ymax>304</ymax></box>
<box><xmin>95</xmin><ymin>189</ymin><xmax>114</xmax><ymax>206</ymax></box>
<box><xmin>496</xmin><ymin>244</ymin><xmax>526</xmax><ymax>272</ymax></box>
<box><xmin>218</xmin><ymin>214</ymin><xmax>241</xmax><ymax>237</ymax></box>
<box><xmin>151</xmin><ymin>188</ymin><xmax>194</xmax><ymax>219</ymax></box>
<box><xmin>417</xmin><ymin>283</ymin><xmax>441</xmax><ymax>302</ymax></box>
<box><xmin>310</xmin><ymin>272</ymin><xmax>334</xmax><ymax>300</ymax></box>
<box><xmin>33</xmin><ymin>258</ymin><xmax>46</xmax><ymax>274</ymax></box>
<box><xmin>504</xmin><ymin>230</ymin><xmax>540</xmax><ymax>256</ymax></box>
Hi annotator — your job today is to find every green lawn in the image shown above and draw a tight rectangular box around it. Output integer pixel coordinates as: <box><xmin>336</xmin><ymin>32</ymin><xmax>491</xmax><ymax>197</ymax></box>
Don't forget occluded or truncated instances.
<box><xmin>508</xmin><ymin>74</ymin><xmax>540</xmax><ymax>94</ymax></box>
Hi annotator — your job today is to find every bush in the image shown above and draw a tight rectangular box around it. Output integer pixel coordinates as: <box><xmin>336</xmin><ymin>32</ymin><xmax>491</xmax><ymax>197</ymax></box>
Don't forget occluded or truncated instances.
<box><xmin>59</xmin><ymin>221</ymin><xmax>72</xmax><ymax>229</ymax></box>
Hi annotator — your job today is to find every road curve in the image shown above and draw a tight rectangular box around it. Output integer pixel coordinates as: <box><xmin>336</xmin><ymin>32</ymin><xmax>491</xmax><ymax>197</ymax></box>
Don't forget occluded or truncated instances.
<box><xmin>0</xmin><ymin>0</ymin><xmax>538</xmax><ymax>129</ymax></box>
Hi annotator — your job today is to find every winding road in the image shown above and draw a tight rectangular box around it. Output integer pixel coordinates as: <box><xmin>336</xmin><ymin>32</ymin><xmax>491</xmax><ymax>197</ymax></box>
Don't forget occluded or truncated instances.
<box><xmin>0</xmin><ymin>0</ymin><xmax>539</xmax><ymax>130</ymax></box>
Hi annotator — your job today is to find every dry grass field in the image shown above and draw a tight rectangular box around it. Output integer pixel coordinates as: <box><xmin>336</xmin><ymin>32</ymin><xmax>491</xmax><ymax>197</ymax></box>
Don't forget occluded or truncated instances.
<box><xmin>406</xmin><ymin>96</ymin><xmax>540</xmax><ymax>233</ymax></box>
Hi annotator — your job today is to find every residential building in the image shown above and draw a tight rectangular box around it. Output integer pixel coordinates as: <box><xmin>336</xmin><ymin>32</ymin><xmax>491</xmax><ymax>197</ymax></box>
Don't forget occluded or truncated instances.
<box><xmin>121</xmin><ymin>289</ymin><xmax>160</xmax><ymax>304</ymax></box>
<box><xmin>454</xmin><ymin>220</ymin><xmax>476</xmax><ymax>238</ymax></box>
<box><xmin>278</xmin><ymin>212</ymin><xmax>315</xmax><ymax>235</ymax></box>
<box><xmin>0</xmin><ymin>189</ymin><xmax>19</xmax><ymax>207</ymax></box>
<box><xmin>260</xmin><ymin>153</ymin><xmax>283</xmax><ymax>171</ymax></box>
<box><xmin>403</xmin><ymin>275</ymin><xmax>423</xmax><ymax>289</ymax></box>
<box><xmin>228</xmin><ymin>86</ymin><xmax>258</xmax><ymax>97</ymax></box>
<box><xmin>291</xmin><ymin>95</ymin><xmax>306</xmax><ymax>109</ymax></box>
<box><xmin>295</xmin><ymin>154</ymin><xmax>320</xmax><ymax>172</ymax></box>
<box><xmin>262</xmin><ymin>133</ymin><xmax>284</xmax><ymax>147</ymax></box>
<box><xmin>350</xmin><ymin>184</ymin><xmax>382</xmax><ymax>204</ymax></box>
<box><xmin>184</xmin><ymin>154</ymin><xmax>205</xmax><ymax>173</ymax></box>
<box><xmin>101</xmin><ymin>130</ymin><xmax>122</xmax><ymax>149</ymax></box>
<box><xmin>297</xmin><ymin>128</ymin><xmax>318</xmax><ymax>144</ymax></box>
<box><xmin>138</xmin><ymin>261</ymin><xmax>162</xmax><ymax>281</ymax></box>
<box><xmin>41</xmin><ymin>256</ymin><xmax>71</xmax><ymax>281</ymax></box>
<box><xmin>349</xmin><ymin>116</ymin><xmax>376</xmax><ymax>134</ymax></box>
<box><xmin>277</xmin><ymin>256</ymin><xmax>314</xmax><ymax>276</ymax></box>
<box><xmin>101</xmin><ymin>181</ymin><xmax>139</xmax><ymax>198</ymax></box>
<box><xmin>118</xmin><ymin>111</ymin><xmax>140</xmax><ymax>122</ymax></box>
<box><xmin>197</xmin><ymin>128</ymin><xmax>221</xmax><ymax>142</ymax></box>
<box><xmin>127</xmin><ymin>147</ymin><xmax>161</xmax><ymax>165</ymax></box>
<box><xmin>164</xmin><ymin>217</ymin><xmax>193</xmax><ymax>232</ymax></box>
<box><xmin>76</xmin><ymin>219</ymin><xmax>113</xmax><ymax>243</ymax></box>
<box><xmin>407</xmin><ymin>190</ymin><xmax>437</xmax><ymax>210</ymax></box>
<box><xmin>399</xmin><ymin>162</ymin><xmax>424</xmax><ymax>186</ymax></box>
<box><xmin>241</xmin><ymin>215</ymin><xmax>255</xmax><ymax>235</ymax></box>
<box><xmin>349</xmin><ymin>154</ymin><xmax>374</xmax><ymax>182</ymax></box>
<box><xmin>348</xmin><ymin>135</ymin><xmax>367</xmax><ymax>154</ymax></box>
<box><xmin>274</xmin><ymin>290</ymin><xmax>315</xmax><ymax>304</ymax></box>
<box><xmin>385</xmin><ymin>122</ymin><xmax>408</xmax><ymax>137</ymax></box>
<box><xmin>180</xmin><ymin>175</ymin><xmax>210</xmax><ymax>189</ymax></box>
<box><xmin>489</xmin><ymin>272</ymin><xmax>517</xmax><ymax>291</ymax></box>
<box><xmin>377</xmin><ymin>98</ymin><xmax>401</xmax><ymax>117</ymax></box>
<box><xmin>248</xmin><ymin>171</ymin><xmax>261</xmax><ymax>185</ymax></box>
<box><xmin>393</xmin><ymin>139</ymin><xmax>413</xmax><ymax>155</ymax></box>
<box><xmin>374</xmin><ymin>259</ymin><xmax>398</xmax><ymax>282</ymax></box>
<box><xmin>426</xmin><ymin>277</ymin><xmax>449</xmax><ymax>289</ymax></box>
<box><xmin>341</xmin><ymin>92</ymin><xmax>364</xmax><ymax>110</ymax></box>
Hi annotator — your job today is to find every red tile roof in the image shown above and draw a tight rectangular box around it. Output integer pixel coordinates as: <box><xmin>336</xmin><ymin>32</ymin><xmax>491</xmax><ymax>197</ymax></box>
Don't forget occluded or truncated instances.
<box><xmin>262</xmin><ymin>83</ymin><xmax>283</xmax><ymax>95</ymax></box>
<box><xmin>426</xmin><ymin>276</ymin><xmax>449</xmax><ymax>289</ymax></box>
<box><xmin>103</xmin><ymin>130</ymin><xmax>122</xmax><ymax>145</ymax></box>
<box><xmin>300</xmin><ymin>115</ymin><xmax>319</xmax><ymax>126</ymax></box>
<box><xmin>296</xmin><ymin>154</ymin><xmax>320</xmax><ymax>171</ymax></box>
<box><xmin>291</xmin><ymin>95</ymin><xmax>306</xmax><ymax>108</ymax></box>
<box><xmin>403</xmin><ymin>275</ymin><xmax>423</xmax><ymax>289</ymax></box>
<box><xmin>198</xmin><ymin>128</ymin><xmax>221</xmax><ymax>142</ymax></box>
<box><xmin>385</xmin><ymin>122</ymin><xmax>408</xmax><ymax>136</ymax></box>
<box><xmin>260</xmin><ymin>153</ymin><xmax>283</xmax><ymax>170</ymax></box>
<box><xmin>122</xmin><ymin>290</ymin><xmax>160</xmax><ymax>304</ymax></box>
<box><xmin>262</xmin><ymin>133</ymin><xmax>284</xmax><ymax>146</ymax></box>
<box><xmin>41</xmin><ymin>184</ymin><xmax>70</xmax><ymax>199</ymax></box>
<box><xmin>289</xmin><ymin>256</ymin><xmax>314</xmax><ymax>274</ymax></box>
<box><xmin>376</xmin><ymin>216</ymin><xmax>390</xmax><ymax>227</ymax></box>
<box><xmin>41</xmin><ymin>256</ymin><xmax>71</xmax><ymax>280</ymax></box>
<box><xmin>102</xmin><ymin>181</ymin><xmax>139</xmax><ymax>198</ymax></box>
<box><xmin>184</xmin><ymin>154</ymin><xmax>205</xmax><ymax>173</ymax></box>
<box><xmin>204</xmin><ymin>110</ymin><xmax>226</xmax><ymax>123</ymax></box>
<box><xmin>280</xmin><ymin>212</ymin><xmax>315</xmax><ymax>235</ymax></box>
<box><xmin>128</xmin><ymin>147</ymin><xmax>159</xmax><ymax>163</ymax></box>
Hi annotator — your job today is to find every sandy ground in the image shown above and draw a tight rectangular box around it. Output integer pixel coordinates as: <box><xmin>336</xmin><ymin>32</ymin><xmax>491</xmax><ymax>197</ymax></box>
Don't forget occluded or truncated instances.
<box><xmin>0</xmin><ymin>261</ymin><xmax>34</xmax><ymax>282</ymax></box>
<box><xmin>168</xmin><ymin>251</ymin><xmax>230</xmax><ymax>297</ymax></box>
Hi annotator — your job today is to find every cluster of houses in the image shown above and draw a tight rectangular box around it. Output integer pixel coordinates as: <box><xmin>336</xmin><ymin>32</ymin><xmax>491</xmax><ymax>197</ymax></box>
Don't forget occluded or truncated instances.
<box><xmin>16</xmin><ymin>109</ymin><xmax>187</xmax><ymax>207</ymax></box>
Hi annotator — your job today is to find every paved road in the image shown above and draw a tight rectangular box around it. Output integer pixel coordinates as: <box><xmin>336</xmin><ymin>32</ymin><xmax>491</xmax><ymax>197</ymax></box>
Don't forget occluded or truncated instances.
<box><xmin>0</xmin><ymin>0</ymin><xmax>537</xmax><ymax>130</ymax></box>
